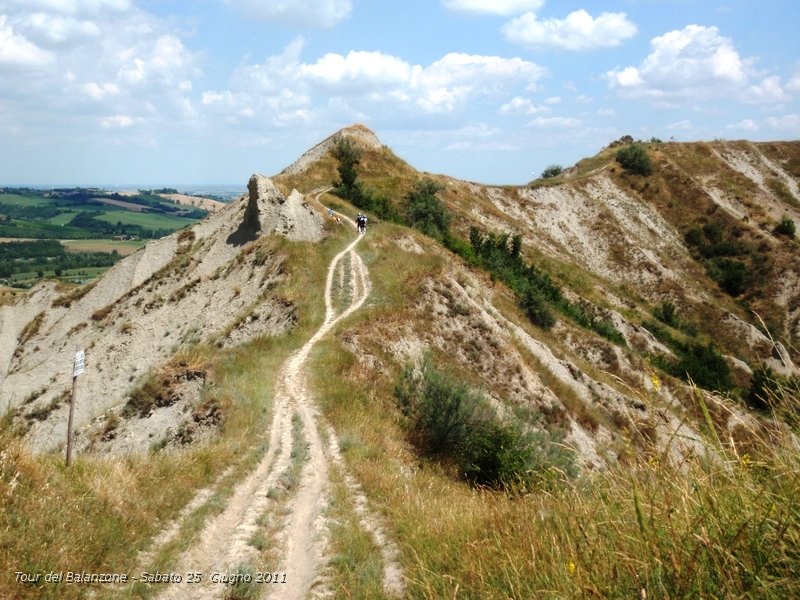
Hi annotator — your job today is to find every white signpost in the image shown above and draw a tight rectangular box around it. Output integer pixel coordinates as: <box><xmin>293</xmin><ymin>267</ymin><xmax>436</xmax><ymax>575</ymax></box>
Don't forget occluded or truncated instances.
<box><xmin>73</xmin><ymin>350</ymin><xmax>85</xmax><ymax>377</ymax></box>
<box><xmin>66</xmin><ymin>350</ymin><xmax>84</xmax><ymax>467</ymax></box>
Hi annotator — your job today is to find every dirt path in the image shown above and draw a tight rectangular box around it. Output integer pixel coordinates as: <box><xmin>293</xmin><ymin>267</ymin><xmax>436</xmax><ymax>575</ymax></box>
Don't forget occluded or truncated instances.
<box><xmin>149</xmin><ymin>197</ymin><xmax>403</xmax><ymax>599</ymax></box>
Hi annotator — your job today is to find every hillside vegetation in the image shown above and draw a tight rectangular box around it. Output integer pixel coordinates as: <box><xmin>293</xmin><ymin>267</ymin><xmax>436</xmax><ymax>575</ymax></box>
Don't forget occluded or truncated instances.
<box><xmin>2</xmin><ymin>126</ymin><xmax>799</xmax><ymax>598</ymax></box>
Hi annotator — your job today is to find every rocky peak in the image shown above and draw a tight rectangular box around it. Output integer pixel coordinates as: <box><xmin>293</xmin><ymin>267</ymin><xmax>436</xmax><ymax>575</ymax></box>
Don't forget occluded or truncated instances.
<box><xmin>279</xmin><ymin>123</ymin><xmax>382</xmax><ymax>177</ymax></box>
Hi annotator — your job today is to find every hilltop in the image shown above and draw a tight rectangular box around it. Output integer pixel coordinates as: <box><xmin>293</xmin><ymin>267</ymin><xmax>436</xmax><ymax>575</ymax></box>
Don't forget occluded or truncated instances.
<box><xmin>2</xmin><ymin>125</ymin><xmax>799</xmax><ymax>599</ymax></box>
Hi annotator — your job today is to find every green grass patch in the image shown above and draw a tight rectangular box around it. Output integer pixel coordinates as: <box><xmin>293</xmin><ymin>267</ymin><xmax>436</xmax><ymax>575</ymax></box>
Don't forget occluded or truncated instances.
<box><xmin>94</xmin><ymin>211</ymin><xmax>197</xmax><ymax>231</ymax></box>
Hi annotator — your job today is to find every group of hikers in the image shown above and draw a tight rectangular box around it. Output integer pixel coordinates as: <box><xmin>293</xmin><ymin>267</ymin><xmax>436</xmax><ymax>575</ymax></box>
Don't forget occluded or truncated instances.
<box><xmin>356</xmin><ymin>213</ymin><xmax>368</xmax><ymax>234</ymax></box>
<box><xmin>327</xmin><ymin>207</ymin><xmax>367</xmax><ymax>234</ymax></box>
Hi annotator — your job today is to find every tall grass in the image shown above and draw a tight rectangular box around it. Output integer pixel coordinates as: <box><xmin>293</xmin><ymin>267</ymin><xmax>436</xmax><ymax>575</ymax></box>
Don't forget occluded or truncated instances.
<box><xmin>308</xmin><ymin>239</ymin><xmax>800</xmax><ymax>599</ymax></box>
<box><xmin>1</xmin><ymin>227</ymin><xmax>353</xmax><ymax>600</ymax></box>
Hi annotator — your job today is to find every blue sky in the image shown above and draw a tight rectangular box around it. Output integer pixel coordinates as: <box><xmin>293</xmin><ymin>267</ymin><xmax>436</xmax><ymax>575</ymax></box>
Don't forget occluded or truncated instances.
<box><xmin>1</xmin><ymin>0</ymin><xmax>798</xmax><ymax>187</ymax></box>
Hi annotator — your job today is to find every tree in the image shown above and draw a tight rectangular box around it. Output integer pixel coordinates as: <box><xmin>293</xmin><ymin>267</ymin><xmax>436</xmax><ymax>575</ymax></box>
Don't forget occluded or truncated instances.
<box><xmin>404</xmin><ymin>179</ymin><xmax>450</xmax><ymax>239</ymax></box>
<box><xmin>331</xmin><ymin>136</ymin><xmax>362</xmax><ymax>200</ymax></box>
<box><xmin>616</xmin><ymin>144</ymin><xmax>653</xmax><ymax>176</ymax></box>
<box><xmin>541</xmin><ymin>164</ymin><xmax>563</xmax><ymax>179</ymax></box>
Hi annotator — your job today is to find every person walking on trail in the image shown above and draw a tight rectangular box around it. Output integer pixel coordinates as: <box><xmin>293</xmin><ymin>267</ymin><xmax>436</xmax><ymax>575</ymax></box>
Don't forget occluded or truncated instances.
<box><xmin>356</xmin><ymin>213</ymin><xmax>367</xmax><ymax>234</ymax></box>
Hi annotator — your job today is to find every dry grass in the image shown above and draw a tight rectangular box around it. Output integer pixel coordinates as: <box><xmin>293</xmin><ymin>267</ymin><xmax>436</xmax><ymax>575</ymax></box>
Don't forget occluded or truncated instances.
<box><xmin>305</xmin><ymin>221</ymin><xmax>800</xmax><ymax>599</ymax></box>
<box><xmin>0</xmin><ymin>226</ymin><xmax>353</xmax><ymax>600</ymax></box>
<box><xmin>312</xmin><ymin>321</ymin><xmax>800</xmax><ymax>598</ymax></box>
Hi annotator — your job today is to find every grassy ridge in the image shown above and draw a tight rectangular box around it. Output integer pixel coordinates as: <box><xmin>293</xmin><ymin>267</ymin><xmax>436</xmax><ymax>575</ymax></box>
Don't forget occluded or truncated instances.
<box><xmin>0</xmin><ymin>225</ymin><xmax>352</xmax><ymax>600</ymax></box>
<box><xmin>306</xmin><ymin>219</ymin><xmax>800</xmax><ymax>599</ymax></box>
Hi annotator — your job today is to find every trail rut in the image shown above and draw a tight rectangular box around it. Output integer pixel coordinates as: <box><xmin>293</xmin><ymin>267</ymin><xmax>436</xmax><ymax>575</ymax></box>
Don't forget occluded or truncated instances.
<box><xmin>147</xmin><ymin>200</ymin><xmax>403</xmax><ymax>599</ymax></box>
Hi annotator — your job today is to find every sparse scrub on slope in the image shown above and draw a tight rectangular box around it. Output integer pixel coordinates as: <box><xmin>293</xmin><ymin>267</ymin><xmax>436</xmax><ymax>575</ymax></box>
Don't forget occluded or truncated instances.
<box><xmin>774</xmin><ymin>215</ymin><xmax>796</xmax><ymax>238</ymax></box>
<box><xmin>616</xmin><ymin>143</ymin><xmax>653</xmax><ymax>176</ymax></box>
<box><xmin>540</xmin><ymin>164</ymin><xmax>563</xmax><ymax>179</ymax></box>
<box><xmin>395</xmin><ymin>356</ymin><xmax>576</xmax><ymax>489</ymax></box>
<box><xmin>465</xmin><ymin>227</ymin><xmax>625</xmax><ymax>344</ymax></box>
<box><xmin>331</xmin><ymin>135</ymin><xmax>399</xmax><ymax>221</ymax></box>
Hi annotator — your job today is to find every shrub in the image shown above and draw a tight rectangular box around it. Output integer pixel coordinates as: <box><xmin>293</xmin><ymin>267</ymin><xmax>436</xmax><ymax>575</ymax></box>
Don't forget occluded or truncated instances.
<box><xmin>653</xmin><ymin>300</ymin><xmax>679</xmax><ymax>328</ymax></box>
<box><xmin>520</xmin><ymin>289</ymin><xmax>556</xmax><ymax>330</ymax></box>
<box><xmin>708</xmin><ymin>257</ymin><xmax>749</xmax><ymax>296</ymax></box>
<box><xmin>458</xmin><ymin>420</ymin><xmax>534</xmax><ymax>487</ymax></box>
<box><xmin>331</xmin><ymin>136</ymin><xmax>362</xmax><ymax>199</ymax></box>
<box><xmin>404</xmin><ymin>179</ymin><xmax>450</xmax><ymax>240</ymax></box>
<box><xmin>616</xmin><ymin>144</ymin><xmax>653</xmax><ymax>176</ymax></box>
<box><xmin>395</xmin><ymin>356</ymin><xmax>575</xmax><ymax>489</ymax></box>
<box><xmin>747</xmin><ymin>364</ymin><xmax>777</xmax><ymax>411</ymax></box>
<box><xmin>774</xmin><ymin>215</ymin><xmax>796</xmax><ymax>238</ymax></box>
<box><xmin>395</xmin><ymin>358</ymin><xmax>486</xmax><ymax>455</ymax></box>
<box><xmin>540</xmin><ymin>164</ymin><xmax>563</xmax><ymax>179</ymax></box>
<box><xmin>671</xmin><ymin>342</ymin><xmax>734</xmax><ymax>392</ymax></box>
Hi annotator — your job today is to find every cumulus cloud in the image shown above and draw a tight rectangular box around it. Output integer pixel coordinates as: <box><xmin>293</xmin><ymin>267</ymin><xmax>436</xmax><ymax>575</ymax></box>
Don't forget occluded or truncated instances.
<box><xmin>443</xmin><ymin>0</ymin><xmax>543</xmax><ymax>16</ymax></box>
<box><xmin>224</xmin><ymin>0</ymin><xmax>352</xmax><ymax>28</ymax></box>
<box><xmin>0</xmin><ymin>0</ymin><xmax>131</xmax><ymax>16</ymax></box>
<box><xmin>499</xmin><ymin>96</ymin><xmax>549</xmax><ymax>115</ymax></box>
<box><xmin>503</xmin><ymin>9</ymin><xmax>636</xmax><ymax>51</ymax></box>
<box><xmin>789</xmin><ymin>71</ymin><xmax>800</xmax><ymax>93</ymax></box>
<box><xmin>206</xmin><ymin>39</ymin><xmax>547</xmax><ymax>122</ymax></box>
<box><xmin>0</xmin><ymin>14</ymin><xmax>53</xmax><ymax>68</ymax></box>
<box><xmin>667</xmin><ymin>120</ymin><xmax>692</xmax><ymax>131</ymax></box>
<box><xmin>727</xmin><ymin>119</ymin><xmax>759</xmax><ymax>132</ymax></box>
<box><xmin>528</xmin><ymin>116</ymin><xmax>581</xmax><ymax>128</ymax></box>
<box><xmin>0</xmin><ymin>1</ymin><xmax>199</xmax><ymax>138</ymax></box>
<box><xmin>605</xmin><ymin>25</ymin><xmax>788</xmax><ymax>106</ymax></box>
<box><xmin>765</xmin><ymin>114</ymin><xmax>799</xmax><ymax>130</ymax></box>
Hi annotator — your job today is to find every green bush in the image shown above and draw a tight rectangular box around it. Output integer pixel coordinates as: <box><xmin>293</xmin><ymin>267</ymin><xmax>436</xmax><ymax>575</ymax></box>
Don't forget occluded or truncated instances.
<box><xmin>394</xmin><ymin>357</ymin><xmax>575</xmax><ymax>489</ymax></box>
<box><xmin>540</xmin><ymin>164</ymin><xmax>563</xmax><ymax>179</ymax></box>
<box><xmin>520</xmin><ymin>289</ymin><xmax>556</xmax><ymax>330</ymax></box>
<box><xmin>331</xmin><ymin>136</ymin><xmax>361</xmax><ymax>199</ymax></box>
<box><xmin>404</xmin><ymin>179</ymin><xmax>450</xmax><ymax>240</ymax></box>
<box><xmin>458</xmin><ymin>420</ymin><xmax>535</xmax><ymax>487</ymax></box>
<box><xmin>616</xmin><ymin>144</ymin><xmax>653</xmax><ymax>176</ymax></box>
<box><xmin>774</xmin><ymin>215</ymin><xmax>796</xmax><ymax>238</ymax></box>
<box><xmin>395</xmin><ymin>359</ymin><xmax>486</xmax><ymax>455</ymax></box>
<box><xmin>653</xmin><ymin>300</ymin><xmax>679</xmax><ymax>328</ymax></box>
<box><xmin>671</xmin><ymin>342</ymin><xmax>733</xmax><ymax>392</ymax></box>
<box><xmin>708</xmin><ymin>257</ymin><xmax>749</xmax><ymax>296</ymax></box>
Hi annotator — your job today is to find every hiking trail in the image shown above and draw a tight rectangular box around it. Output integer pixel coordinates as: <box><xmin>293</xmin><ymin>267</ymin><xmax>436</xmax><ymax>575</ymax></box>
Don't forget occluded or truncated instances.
<box><xmin>144</xmin><ymin>194</ymin><xmax>404</xmax><ymax>600</ymax></box>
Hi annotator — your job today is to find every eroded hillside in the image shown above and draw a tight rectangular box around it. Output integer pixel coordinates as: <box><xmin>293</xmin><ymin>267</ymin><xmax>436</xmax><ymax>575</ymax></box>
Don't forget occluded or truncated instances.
<box><xmin>1</xmin><ymin>174</ymin><xmax>323</xmax><ymax>453</ymax></box>
<box><xmin>3</xmin><ymin>126</ymin><xmax>800</xmax><ymax>600</ymax></box>
<box><xmin>275</xmin><ymin>127</ymin><xmax>800</xmax><ymax>469</ymax></box>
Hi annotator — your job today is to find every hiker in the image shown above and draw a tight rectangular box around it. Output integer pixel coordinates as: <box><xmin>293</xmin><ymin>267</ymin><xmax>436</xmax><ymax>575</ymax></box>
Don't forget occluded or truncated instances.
<box><xmin>356</xmin><ymin>214</ymin><xmax>367</xmax><ymax>234</ymax></box>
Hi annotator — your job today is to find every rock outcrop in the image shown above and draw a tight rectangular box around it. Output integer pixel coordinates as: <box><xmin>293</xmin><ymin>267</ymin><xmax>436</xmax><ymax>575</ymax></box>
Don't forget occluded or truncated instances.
<box><xmin>228</xmin><ymin>174</ymin><xmax>323</xmax><ymax>245</ymax></box>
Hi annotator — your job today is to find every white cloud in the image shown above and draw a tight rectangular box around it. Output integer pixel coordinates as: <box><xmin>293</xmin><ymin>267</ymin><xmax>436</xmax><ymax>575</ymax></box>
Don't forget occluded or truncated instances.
<box><xmin>499</xmin><ymin>96</ymin><xmax>549</xmax><ymax>115</ymax></box>
<box><xmin>83</xmin><ymin>81</ymin><xmax>119</xmax><ymax>100</ymax></box>
<box><xmin>667</xmin><ymin>120</ymin><xmax>692</xmax><ymax>131</ymax></box>
<box><xmin>544</xmin><ymin>95</ymin><xmax>561</xmax><ymax>104</ymax></box>
<box><xmin>788</xmin><ymin>71</ymin><xmax>800</xmax><ymax>94</ymax></box>
<box><xmin>605</xmin><ymin>25</ymin><xmax>787</xmax><ymax>106</ymax></box>
<box><xmin>0</xmin><ymin>1</ymin><xmax>200</xmax><ymax>144</ymax></box>
<box><xmin>101</xmin><ymin>114</ymin><xmax>137</xmax><ymax>128</ymax></box>
<box><xmin>19</xmin><ymin>13</ymin><xmax>101</xmax><ymax>46</ymax></box>
<box><xmin>503</xmin><ymin>9</ymin><xmax>637</xmax><ymax>51</ymax></box>
<box><xmin>443</xmin><ymin>0</ymin><xmax>543</xmax><ymax>16</ymax></box>
<box><xmin>765</xmin><ymin>114</ymin><xmax>800</xmax><ymax>130</ymax></box>
<box><xmin>224</xmin><ymin>0</ymin><xmax>352</xmax><ymax>28</ymax></box>
<box><xmin>743</xmin><ymin>76</ymin><xmax>789</xmax><ymax>104</ymax></box>
<box><xmin>0</xmin><ymin>14</ymin><xmax>52</xmax><ymax>68</ymax></box>
<box><xmin>0</xmin><ymin>0</ymin><xmax>131</xmax><ymax>16</ymax></box>
<box><xmin>528</xmin><ymin>116</ymin><xmax>581</xmax><ymax>128</ymax></box>
<box><xmin>726</xmin><ymin>119</ymin><xmax>759</xmax><ymax>132</ymax></box>
<box><xmin>597</xmin><ymin>108</ymin><xmax>614</xmax><ymax>117</ymax></box>
<box><xmin>299</xmin><ymin>50</ymin><xmax>412</xmax><ymax>90</ymax></box>
<box><xmin>201</xmin><ymin>41</ymin><xmax>548</xmax><ymax>134</ymax></box>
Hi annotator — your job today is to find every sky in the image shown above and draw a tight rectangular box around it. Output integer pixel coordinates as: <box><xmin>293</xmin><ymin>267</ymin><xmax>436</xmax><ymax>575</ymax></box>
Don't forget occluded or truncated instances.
<box><xmin>0</xmin><ymin>0</ymin><xmax>799</xmax><ymax>187</ymax></box>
